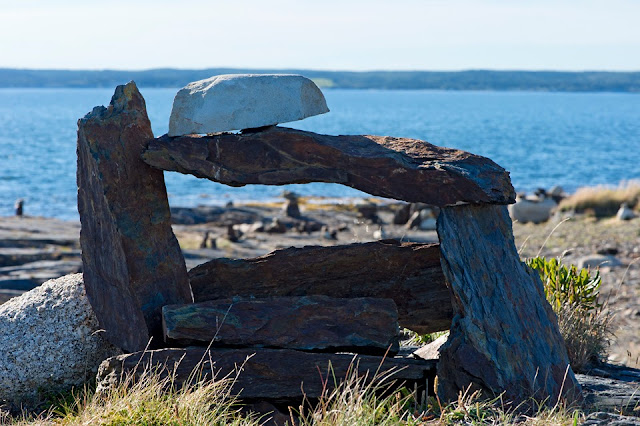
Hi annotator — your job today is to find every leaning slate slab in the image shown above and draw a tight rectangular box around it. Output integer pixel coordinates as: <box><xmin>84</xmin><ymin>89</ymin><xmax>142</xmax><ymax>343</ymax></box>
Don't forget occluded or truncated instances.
<box><xmin>162</xmin><ymin>296</ymin><xmax>400</xmax><ymax>355</ymax></box>
<box><xmin>97</xmin><ymin>347</ymin><xmax>437</xmax><ymax>401</ymax></box>
<box><xmin>77</xmin><ymin>81</ymin><xmax>192</xmax><ymax>352</ymax></box>
<box><xmin>168</xmin><ymin>74</ymin><xmax>329</xmax><ymax>136</ymax></box>
<box><xmin>435</xmin><ymin>204</ymin><xmax>581</xmax><ymax>405</ymax></box>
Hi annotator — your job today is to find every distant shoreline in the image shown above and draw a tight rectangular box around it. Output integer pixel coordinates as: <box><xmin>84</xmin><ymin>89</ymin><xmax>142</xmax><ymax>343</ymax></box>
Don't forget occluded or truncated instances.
<box><xmin>1</xmin><ymin>68</ymin><xmax>640</xmax><ymax>92</ymax></box>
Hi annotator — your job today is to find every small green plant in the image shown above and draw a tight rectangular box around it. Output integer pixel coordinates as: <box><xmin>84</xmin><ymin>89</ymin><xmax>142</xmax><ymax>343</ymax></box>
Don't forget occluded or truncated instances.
<box><xmin>400</xmin><ymin>329</ymin><xmax>449</xmax><ymax>347</ymax></box>
<box><xmin>526</xmin><ymin>257</ymin><xmax>602</xmax><ymax>312</ymax></box>
<box><xmin>526</xmin><ymin>256</ymin><xmax>612</xmax><ymax>371</ymax></box>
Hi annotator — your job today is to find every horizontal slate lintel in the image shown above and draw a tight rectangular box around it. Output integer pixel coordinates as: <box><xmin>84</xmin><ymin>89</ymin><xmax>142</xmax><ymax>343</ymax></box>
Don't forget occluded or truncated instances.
<box><xmin>142</xmin><ymin>126</ymin><xmax>515</xmax><ymax>207</ymax></box>
<box><xmin>162</xmin><ymin>296</ymin><xmax>400</xmax><ymax>355</ymax></box>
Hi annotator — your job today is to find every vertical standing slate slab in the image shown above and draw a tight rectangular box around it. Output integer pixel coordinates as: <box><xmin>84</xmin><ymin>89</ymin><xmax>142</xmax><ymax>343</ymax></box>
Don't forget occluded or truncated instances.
<box><xmin>436</xmin><ymin>204</ymin><xmax>581</xmax><ymax>405</ymax></box>
<box><xmin>77</xmin><ymin>82</ymin><xmax>193</xmax><ymax>352</ymax></box>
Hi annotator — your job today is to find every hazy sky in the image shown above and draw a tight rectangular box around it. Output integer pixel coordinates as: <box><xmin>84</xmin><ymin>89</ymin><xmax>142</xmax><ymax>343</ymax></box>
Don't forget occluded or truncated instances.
<box><xmin>1</xmin><ymin>0</ymin><xmax>639</xmax><ymax>71</ymax></box>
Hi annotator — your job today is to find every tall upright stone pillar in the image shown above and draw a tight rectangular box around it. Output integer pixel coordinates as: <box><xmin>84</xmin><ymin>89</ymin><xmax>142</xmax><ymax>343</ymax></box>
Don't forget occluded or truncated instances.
<box><xmin>436</xmin><ymin>204</ymin><xmax>581</xmax><ymax>405</ymax></box>
<box><xmin>77</xmin><ymin>82</ymin><xmax>192</xmax><ymax>352</ymax></box>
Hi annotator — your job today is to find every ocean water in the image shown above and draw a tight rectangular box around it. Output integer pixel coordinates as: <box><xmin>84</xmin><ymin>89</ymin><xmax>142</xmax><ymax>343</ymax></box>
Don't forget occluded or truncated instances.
<box><xmin>1</xmin><ymin>88</ymin><xmax>639</xmax><ymax>220</ymax></box>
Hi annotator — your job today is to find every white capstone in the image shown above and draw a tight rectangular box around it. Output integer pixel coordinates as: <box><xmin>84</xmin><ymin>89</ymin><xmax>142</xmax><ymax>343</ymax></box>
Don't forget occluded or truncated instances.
<box><xmin>0</xmin><ymin>274</ymin><xmax>121</xmax><ymax>405</ymax></box>
<box><xmin>168</xmin><ymin>74</ymin><xmax>329</xmax><ymax>136</ymax></box>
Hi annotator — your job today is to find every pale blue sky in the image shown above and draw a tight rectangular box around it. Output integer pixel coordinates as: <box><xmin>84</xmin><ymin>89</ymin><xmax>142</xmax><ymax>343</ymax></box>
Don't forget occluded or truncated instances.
<box><xmin>1</xmin><ymin>0</ymin><xmax>639</xmax><ymax>71</ymax></box>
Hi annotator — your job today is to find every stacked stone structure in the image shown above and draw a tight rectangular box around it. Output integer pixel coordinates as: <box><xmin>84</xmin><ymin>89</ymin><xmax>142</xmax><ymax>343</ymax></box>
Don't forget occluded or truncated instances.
<box><xmin>75</xmin><ymin>76</ymin><xmax>581</xmax><ymax>407</ymax></box>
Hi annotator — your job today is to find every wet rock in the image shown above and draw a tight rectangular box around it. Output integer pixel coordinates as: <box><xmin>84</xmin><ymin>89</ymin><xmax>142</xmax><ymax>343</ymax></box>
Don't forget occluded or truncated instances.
<box><xmin>0</xmin><ymin>274</ymin><xmax>121</xmax><ymax>405</ymax></box>
<box><xmin>0</xmin><ymin>247</ymin><xmax>64</xmax><ymax>268</ymax></box>
<box><xmin>0</xmin><ymin>216</ymin><xmax>79</xmax><ymax>249</ymax></box>
<box><xmin>392</xmin><ymin>203</ymin><xmax>412</xmax><ymax>224</ymax></box>
<box><xmin>170</xmin><ymin>205</ymin><xmax>262</xmax><ymax>226</ymax></box>
<box><xmin>96</xmin><ymin>347</ymin><xmax>436</xmax><ymax>401</ymax></box>
<box><xmin>597</xmin><ymin>246</ymin><xmax>619</xmax><ymax>256</ymax></box>
<box><xmin>356</xmin><ymin>203</ymin><xmax>379</xmax><ymax>223</ymax></box>
<box><xmin>189</xmin><ymin>240</ymin><xmax>451</xmax><ymax>334</ymax></box>
<box><xmin>578</xmin><ymin>372</ymin><xmax>640</xmax><ymax>416</ymax></box>
<box><xmin>163</xmin><ymin>296</ymin><xmax>399</xmax><ymax>355</ymax></box>
<box><xmin>143</xmin><ymin>126</ymin><xmax>516</xmax><ymax>207</ymax></box>
<box><xmin>296</xmin><ymin>220</ymin><xmax>323</xmax><ymax>234</ymax></box>
<box><xmin>77</xmin><ymin>81</ymin><xmax>192</xmax><ymax>351</ymax></box>
<box><xmin>0</xmin><ymin>259</ymin><xmax>82</xmax><ymax>292</ymax></box>
<box><xmin>264</xmin><ymin>218</ymin><xmax>287</xmax><ymax>234</ymax></box>
<box><xmin>578</xmin><ymin>254</ymin><xmax>622</xmax><ymax>269</ymax></box>
<box><xmin>168</xmin><ymin>74</ymin><xmax>329</xmax><ymax>136</ymax></box>
<box><xmin>583</xmin><ymin>412</ymin><xmax>640</xmax><ymax>426</ymax></box>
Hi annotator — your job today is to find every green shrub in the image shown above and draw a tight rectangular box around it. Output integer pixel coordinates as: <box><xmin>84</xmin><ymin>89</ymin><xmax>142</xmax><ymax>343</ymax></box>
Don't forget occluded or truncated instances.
<box><xmin>526</xmin><ymin>257</ymin><xmax>612</xmax><ymax>371</ymax></box>
<box><xmin>526</xmin><ymin>257</ymin><xmax>602</xmax><ymax>312</ymax></box>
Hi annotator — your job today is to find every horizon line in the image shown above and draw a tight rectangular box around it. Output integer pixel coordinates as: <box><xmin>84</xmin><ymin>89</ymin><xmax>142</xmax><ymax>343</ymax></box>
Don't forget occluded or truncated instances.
<box><xmin>2</xmin><ymin>67</ymin><xmax>640</xmax><ymax>74</ymax></box>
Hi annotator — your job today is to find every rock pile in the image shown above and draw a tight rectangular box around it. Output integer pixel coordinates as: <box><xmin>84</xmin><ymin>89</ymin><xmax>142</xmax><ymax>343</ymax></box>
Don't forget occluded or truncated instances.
<box><xmin>87</xmin><ymin>76</ymin><xmax>580</xmax><ymax>407</ymax></box>
<box><xmin>0</xmin><ymin>75</ymin><xmax>582</xmax><ymax>409</ymax></box>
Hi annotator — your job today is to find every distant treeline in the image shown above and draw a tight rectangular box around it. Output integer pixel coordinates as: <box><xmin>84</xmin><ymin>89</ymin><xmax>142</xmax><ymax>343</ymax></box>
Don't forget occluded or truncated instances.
<box><xmin>1</xmin><ymin>68</ymin><xmax>640</xmax><ymax>92</ymax></box>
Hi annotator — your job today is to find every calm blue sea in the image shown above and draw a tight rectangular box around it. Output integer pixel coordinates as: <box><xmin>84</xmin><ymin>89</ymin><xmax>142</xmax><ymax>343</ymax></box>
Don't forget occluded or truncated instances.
<box><xmin>1</xmin><ymin>88</ymin><xmax>639</xmax><ymax>220</ymax></box>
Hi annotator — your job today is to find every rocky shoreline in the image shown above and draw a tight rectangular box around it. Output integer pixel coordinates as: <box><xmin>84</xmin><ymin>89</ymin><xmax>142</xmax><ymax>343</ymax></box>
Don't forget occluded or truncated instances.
<box><xmin>1</xmin><ymin>199</ymin><xmax>640</xmax><ymax>420</ymax></box>
<box><xmin>1</xmin><ymin>199</ymin><xmax>638</xmax><ymax>369</ymax></box>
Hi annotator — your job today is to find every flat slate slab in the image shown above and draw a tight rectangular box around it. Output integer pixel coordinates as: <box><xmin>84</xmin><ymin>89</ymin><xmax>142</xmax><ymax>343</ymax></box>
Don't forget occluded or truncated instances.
<box><xmin>189</xmin><ymin>240</ymin><xmax>452</xmax><ymax>335</ymax></box>
<box><xmin>168</xmin><ymin>74</ymin><xmax>329</xmax><ymax>136</ymax></box>
<box><xmin>97</xmin><ymin>347</ymin><xmax>437</xmax><ymax>401</ymax></box>
<box><xmin>143</xmin><ymin>126</ymin><xmax>515</xmax><ymax>207</ymax></box>
<box><xmin>162</xmin><ymin>296</ymin><xmax>400</xmax><ymax>355</ymax></box>
<box><xmin>77</xmin><ymin>82</ymin><xmax>192</xmax><ymax>352</ymax></box>
<box><xmin>578</xmin><ymin>373</ymin><xmax>640</xmax><ymax>414</ymax></box>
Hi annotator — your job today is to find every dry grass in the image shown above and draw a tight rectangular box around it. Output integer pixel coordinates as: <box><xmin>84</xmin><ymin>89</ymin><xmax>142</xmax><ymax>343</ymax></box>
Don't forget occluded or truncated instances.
<box><xmin>555</xmin><ymin>304</ymin><xmax>614</xmax><ymax>372</ymax></box>
<box><xmin>0</xmin><ymin>358</ymin><xmax>594</xmax><ymax>426</ymax></box>
<box><xmin>1</xmin><ymin>363</ymin><xmax>258</xmax><ymax>426</ymax></box>
<box><xmin>558</xmin><ymin>181</ymin><xmax>640</xmax><ymax>217</ymax></box>
<box><xmin>295</xmin><ymin>360</ymin><xmax>423</xmax><ymax>425</ymax></box>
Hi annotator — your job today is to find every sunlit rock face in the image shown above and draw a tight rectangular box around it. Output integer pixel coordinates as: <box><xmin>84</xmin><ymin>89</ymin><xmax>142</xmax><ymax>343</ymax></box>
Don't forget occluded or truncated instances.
<box><xmin>0</xmin><ymin>274</ymin><xmax>122</xmax><ymax>405</ymax></box>
<box><xmin>168</xmin><ymin>74</ymin><xmax>329</xmax><ymax>136</ymax></box>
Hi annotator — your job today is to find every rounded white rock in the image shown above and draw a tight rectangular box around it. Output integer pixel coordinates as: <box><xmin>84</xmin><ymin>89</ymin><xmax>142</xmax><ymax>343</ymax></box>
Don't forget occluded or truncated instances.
<box><xmin>0</xmin><ymin>273</ymin><xmax>122</xmax><ymax>406</ymax></box>
<box><xmin>168</xmin><ymin>74</ymin><xmax>329</xmax><ymax>136</ymax></box>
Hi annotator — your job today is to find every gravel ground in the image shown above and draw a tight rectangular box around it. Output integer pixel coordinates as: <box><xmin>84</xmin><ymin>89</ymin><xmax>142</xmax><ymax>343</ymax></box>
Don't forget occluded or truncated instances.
<box><xmin>513</xmin><ymin>214</ymin><xmax>640</xmax><ymax>367</ymax></box>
